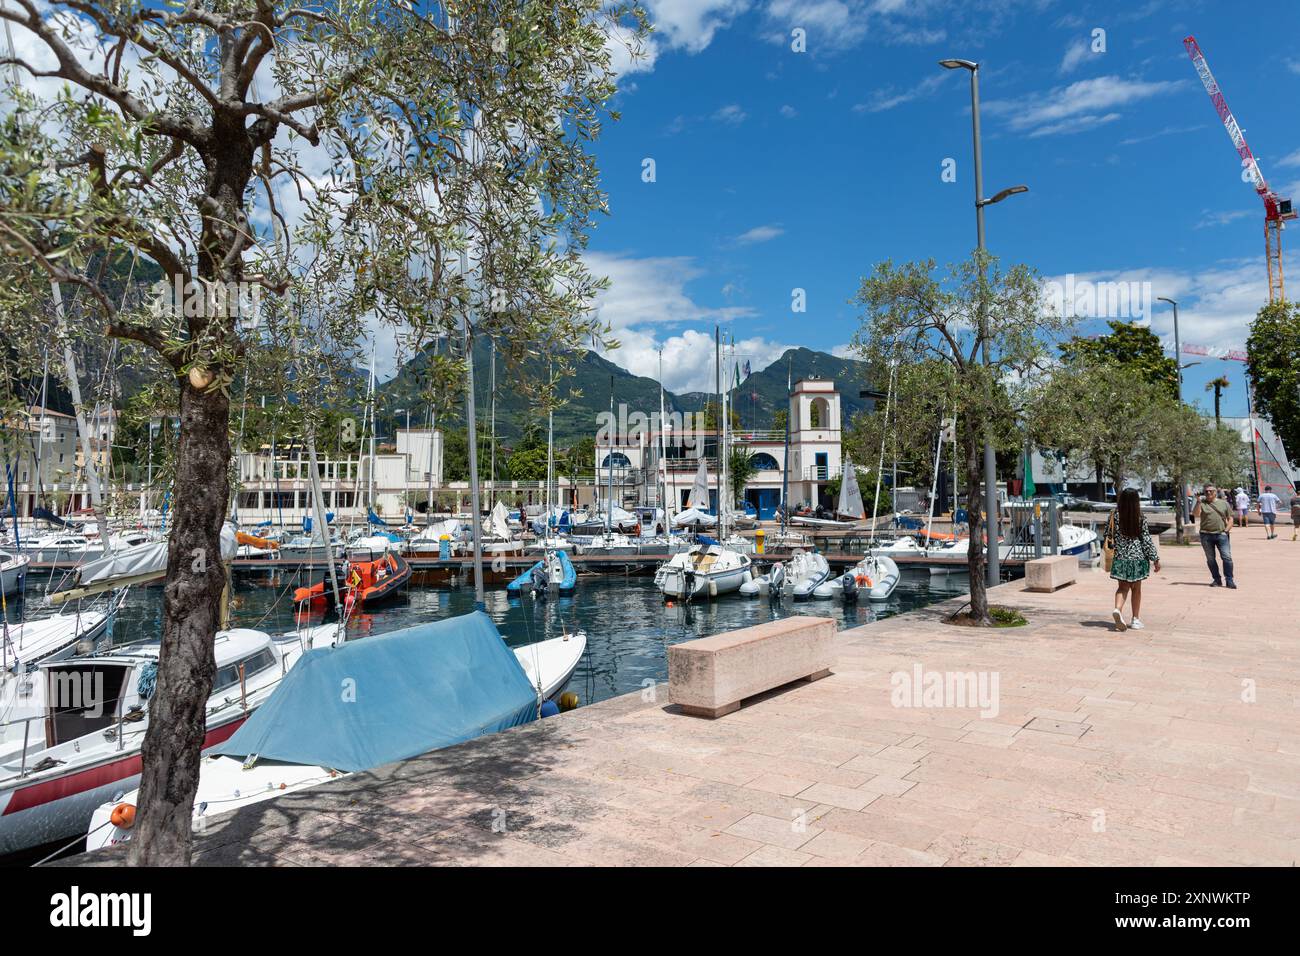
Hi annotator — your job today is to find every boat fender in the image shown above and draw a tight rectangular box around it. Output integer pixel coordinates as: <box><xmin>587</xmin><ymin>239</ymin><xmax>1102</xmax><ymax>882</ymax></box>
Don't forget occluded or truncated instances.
<box><xmin>540</xmin><ymin>700</ymin><xmax>561</xmax><ymax>718</ymax></box>
<box><xmin>708</xmin><ymin>579</ymin><xmax>718</xmax><ymax>598</ymax></box>
<box><xmin>741</xmin><ymin>570</ymin><xmax>752</xmax><ymax>584</ymax></box>
<box><xmin>110</xmin><ymin>802</ymin><xmax>137</xmax><ymax>829</ymax></box>
<box><xmin>559</xmin><ymin>692</ymin><xmax>580</xmax><ymax>712</ymax></box>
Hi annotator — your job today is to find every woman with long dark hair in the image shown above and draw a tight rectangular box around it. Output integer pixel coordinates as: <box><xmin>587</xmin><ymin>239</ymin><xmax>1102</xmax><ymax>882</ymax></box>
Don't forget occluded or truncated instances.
<box><xmin>1109</xmin><ymin>488</ymin><xmax>1161</xmax><ymax>631</ymax></box>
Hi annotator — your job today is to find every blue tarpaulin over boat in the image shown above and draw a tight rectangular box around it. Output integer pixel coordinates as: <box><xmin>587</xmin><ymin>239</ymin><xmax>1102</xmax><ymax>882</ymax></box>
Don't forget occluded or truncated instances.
<box><xmin>213</xmin><ymin>611</ymin><xmax>538</xmax><ymax>772</ymax></box>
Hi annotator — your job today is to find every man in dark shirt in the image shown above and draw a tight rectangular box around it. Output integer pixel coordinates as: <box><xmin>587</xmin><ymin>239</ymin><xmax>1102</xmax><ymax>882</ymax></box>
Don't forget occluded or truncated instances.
<box><xmin>1192</xmin><ymin>483</ymin><xmax>1235</xmax><ymax>588</ymax></box>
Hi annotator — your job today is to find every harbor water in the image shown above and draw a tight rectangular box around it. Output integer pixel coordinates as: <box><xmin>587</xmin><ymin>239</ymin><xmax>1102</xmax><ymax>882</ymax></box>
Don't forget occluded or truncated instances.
<box><xmin>20</xmin><ymin>567</ymin><xmax>968</xmax><ymax>707</ymax></box>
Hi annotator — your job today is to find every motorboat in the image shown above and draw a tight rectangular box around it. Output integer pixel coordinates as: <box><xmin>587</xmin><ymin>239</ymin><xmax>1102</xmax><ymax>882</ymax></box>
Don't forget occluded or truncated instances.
<box><xmin>0</xmin><ymin>596</ymin><xmax>121</xmax><ymax>677</ymax></box>
<box><xmin>786</xmin><ymin>549</ymin><xmax>831</xmax><ymax>600</ymax></box>
<box><xmin>507</xmin><ymin>549</ymin><xmax>576</xmax><ymax>594</ymax></box>
<box><xmin>0</xmin><ymin>624</ymin><xmax>316</xmax><ymax>856</ymax></box>
<box><xmin>1</xmin><ymin>551</ymin><xmax>29</xmax><ymax>598</ymax></box>
<box><xmin>817</xmin><ymin>554</ymin><xmax>900</xmax><ymax>601</ymax></box>
<box><xmin>575</xmin><ymin>532</ymin><xmax>641</xmax><ymax>556</ymax></box>
<box><xmin>406</xmin><ymin>518</ymin><xmax>465</xmax><ymax>557</ymax></box>
<box><xmin>739</xmin><ymin>560</ymin><xmax>785</xmax><ymax>598</ymax></box>
<box><xmin>86</xmin><ymin>613</ymin><xmax>587</xmax><ymax>852</ymax></box>
<box><xmin>292</xmin><ymin>552</ymin><xmax>411</xmax><ymax>609</ymax></box>
<box><xmin>654</xmin><ymin>540</ymin><xmax>752</xmax><ymax>600</ymax></box>
<box><xmin>345</xmin><ymin>531</ymin><xmax>402</xmax><ymax>561</ymax></box>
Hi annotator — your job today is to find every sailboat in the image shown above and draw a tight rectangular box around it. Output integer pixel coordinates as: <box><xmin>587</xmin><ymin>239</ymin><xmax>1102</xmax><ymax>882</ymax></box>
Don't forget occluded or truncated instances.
<box><xmin>670</xmin><ymin>458</ymin><xmax>716</xmax><ymax>530</ymax></box>
<box><xmin>507</xmin><ymin>548</ymin><xmax>576</xmax><ymax>594</ymax></box>
<box><xmin>86</xmin><ymin>612</ymin><xmax>587</xmax><ymax>852</ymax></box>
<box><xmin>654</xmin><ymin>329</ymin><xmax>753</xmax><ymax>600</ymax></box>
<box><xmin>0</xmin><ymin>551</ymin><xmax>28</xmax><ymax>598</ymax></box>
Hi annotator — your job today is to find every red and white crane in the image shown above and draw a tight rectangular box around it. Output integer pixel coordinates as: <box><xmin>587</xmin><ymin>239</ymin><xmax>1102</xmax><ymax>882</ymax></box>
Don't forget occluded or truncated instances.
<box><xmin>1184</xmin><ymin>35</ymin><xmax>1296</xmax><ymax>304</ymax></box>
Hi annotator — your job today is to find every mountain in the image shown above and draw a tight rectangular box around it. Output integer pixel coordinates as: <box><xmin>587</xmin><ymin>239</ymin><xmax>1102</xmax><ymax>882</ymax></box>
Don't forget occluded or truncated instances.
<box><xmin>375</xmin><ymin>341</ymin><xmax>873</xmax><ymax>447</ymax></box>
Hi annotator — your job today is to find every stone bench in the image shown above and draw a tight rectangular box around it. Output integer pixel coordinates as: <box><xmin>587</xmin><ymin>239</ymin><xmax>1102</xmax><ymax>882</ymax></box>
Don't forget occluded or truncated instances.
<box><xmin>667</xmin><ymin>616</ymin><xmax>835</xmax><ymax>719</ymax></box>
<box><xmin>1024</xmin><ymin>554</ymin><xmax>1077</xmax><ymax>592</ymax></box>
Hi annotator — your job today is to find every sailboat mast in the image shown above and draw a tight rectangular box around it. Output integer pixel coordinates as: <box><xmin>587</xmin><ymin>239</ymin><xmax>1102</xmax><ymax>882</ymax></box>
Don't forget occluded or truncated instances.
<box><xmin>489</xmin><ymin>338</ymin><xmax>496</xmax><ymax>507</ymax></box>
<box><xmin>51</xmin><ymin>281</ymin><xmax>108</xmax><ymax>545</ymax></box>
<box><xmin>714</xmin><ymin>327</ymin><xmax>721</xmax><ymax>531</ymax></box>
<box><xmin>606</xmin><ymin>375</ymin><xmax>614</xmax><ymax>535</ymax></box>
<box><xmin>546</xmin><ymin>361</ymin><xmax>554</xmax><ymax>539</ymax></box>
<box><xmin>658</xmin><ymin>349</ymin><xmax>668</xmax><ymax>527</ymax></box>
<box><xmin>459</xmin><ymin>271</ymin><xmax>485</xmax><ymax>607</ymax></box>
<box><xmin>780</xmin><ymin>355</ymin><xmax>791</xmax><ymax>536</ymax></box>
<box><xmin>366</xmin><ymin>345</ymin><xmax>376</xmax><ymax>511</ymax></box>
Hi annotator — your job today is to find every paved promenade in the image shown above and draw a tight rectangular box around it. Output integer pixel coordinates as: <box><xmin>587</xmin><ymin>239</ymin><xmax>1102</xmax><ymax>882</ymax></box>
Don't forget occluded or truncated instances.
<box><xmin>104</xmin><ymin>528</ymin><xmax>1300</xmax><ymax>866</ymax></box>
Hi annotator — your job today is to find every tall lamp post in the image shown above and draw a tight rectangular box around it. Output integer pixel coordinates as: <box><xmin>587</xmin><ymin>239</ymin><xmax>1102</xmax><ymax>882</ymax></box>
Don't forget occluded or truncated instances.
<box><xmin>940</xmin><ymin>57</ymin><xmax>1028</xmax><ymax>588</ymax></box>
<box><xmin>1156</xmin><ymin>297</ymin><xmax>1183</xmax><ymax>403</ymax></box>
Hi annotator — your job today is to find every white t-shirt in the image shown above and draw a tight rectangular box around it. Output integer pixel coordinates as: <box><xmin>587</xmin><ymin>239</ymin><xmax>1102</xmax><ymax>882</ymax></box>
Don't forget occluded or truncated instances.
<box><xmin>1235</xmin><ymin>492</ymin><xmax>1249</xmax><ymax>511</ymax></box>
<box><xmin>1258</xmin><ymin>492</ymin><xmax>1281</xmax><ymax>514</ymax></box>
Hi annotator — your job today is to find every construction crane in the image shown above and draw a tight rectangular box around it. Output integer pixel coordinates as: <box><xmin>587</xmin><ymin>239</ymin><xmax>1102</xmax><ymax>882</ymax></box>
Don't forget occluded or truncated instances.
<box><xmin>1184</xmin><ymin>35</ymin><xmax>1296</xmax><ymax>304</ymax></box>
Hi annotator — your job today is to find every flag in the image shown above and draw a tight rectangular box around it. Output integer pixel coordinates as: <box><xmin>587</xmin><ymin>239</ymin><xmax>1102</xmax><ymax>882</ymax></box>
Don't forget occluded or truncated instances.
<box><xmin>733</xmin><ymin>362</ymin><xmax>740</xmax><ymax>389</ymax></box>
<box><xmin>1022</xmin><ymin>449</ymin><xmax>1036</xmax><ymax>499</ymax></box>
<box><xmin>742</xmin><ymin>360</ymin><xmax>751</xmax><ymax>380</ymax></box>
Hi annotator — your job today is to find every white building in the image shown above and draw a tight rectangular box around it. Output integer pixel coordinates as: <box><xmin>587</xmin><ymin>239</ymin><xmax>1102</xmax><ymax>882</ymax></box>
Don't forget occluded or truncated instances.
<box><xmin>233</xmin><ymin>427</ymin><xmax>445</xmax><ymax>524</ymax></box>
<box><xmin>593</xmin><ymin>376</ymin><xmax>848</xmax><ymax>518</ymax></box>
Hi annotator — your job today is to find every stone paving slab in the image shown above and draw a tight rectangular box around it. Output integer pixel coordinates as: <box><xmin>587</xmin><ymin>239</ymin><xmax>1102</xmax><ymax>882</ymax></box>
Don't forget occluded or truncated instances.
<box><xmin>77</xmin><ymin>528</ymin><xmax>1300</xmax><ymax>866</ymax></box>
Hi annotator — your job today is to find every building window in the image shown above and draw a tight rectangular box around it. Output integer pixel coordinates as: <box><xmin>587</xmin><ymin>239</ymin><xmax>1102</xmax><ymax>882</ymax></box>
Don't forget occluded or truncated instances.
<box><xmin>750</xmin><ymin>453</ymin><xmax>780</xmax><ymax>471</ymax></box>
<box><xmin>601</xmin><ymin>452</ymin><xmax>632</xmax><ymax>468</ymax></box>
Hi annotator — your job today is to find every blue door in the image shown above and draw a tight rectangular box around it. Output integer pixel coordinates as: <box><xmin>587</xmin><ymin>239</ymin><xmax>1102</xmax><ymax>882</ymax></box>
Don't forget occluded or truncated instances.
<box><xmin>748</xmin><ymin>489</ymin><xmax>779</xmax><ymax>520</ymax></box>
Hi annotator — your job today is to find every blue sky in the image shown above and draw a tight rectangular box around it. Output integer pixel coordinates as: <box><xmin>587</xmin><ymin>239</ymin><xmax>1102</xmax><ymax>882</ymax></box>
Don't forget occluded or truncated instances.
<box><xmin>585</xmin><ymin>0</ymin><xmax>1300</xmax><ymax>416</ymax></box>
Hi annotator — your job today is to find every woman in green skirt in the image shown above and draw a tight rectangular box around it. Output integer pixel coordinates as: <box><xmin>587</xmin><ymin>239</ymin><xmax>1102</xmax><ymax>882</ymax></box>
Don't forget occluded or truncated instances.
<box><xmin>1109</xmin><ymin>488</ymin><xmax>1160</xmax><ymax>632</ymax></box>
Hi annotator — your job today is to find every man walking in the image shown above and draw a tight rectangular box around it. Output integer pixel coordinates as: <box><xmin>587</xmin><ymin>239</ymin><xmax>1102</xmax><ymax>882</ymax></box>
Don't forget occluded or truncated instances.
<box><xmin>1291</xmin><ymin>490</ymin><xmax>1300</xmax><ymax>542</ymax></box>
<box><xmin>1234</xmin><ymin>487</ymin><xmax>1250</xmax><ymax>527</ymax></box>
<box><xmin>1192</xmin><ymin>483</ymin><xmax>1235</xmax><ymax>588</ymax></box>
<box><xmin>1257</xmin><ymin>485</ymin><xmax>1282</xmax><ymax>540</ymax></box>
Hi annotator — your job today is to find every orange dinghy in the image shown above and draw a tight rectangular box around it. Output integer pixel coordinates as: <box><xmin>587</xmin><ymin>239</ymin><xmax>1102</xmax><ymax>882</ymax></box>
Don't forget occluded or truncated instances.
<box><xmin>293</xmin><ymin>552</ymin><xmax>411</xmax><ymax>608</ymax></box>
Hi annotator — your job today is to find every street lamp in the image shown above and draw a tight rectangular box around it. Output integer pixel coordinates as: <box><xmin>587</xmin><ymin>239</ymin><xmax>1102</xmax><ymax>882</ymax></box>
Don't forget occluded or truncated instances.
<box><xmin>940</xmin><ymin>56</ymin><xmax>1028</xmax><ymax>588</ymax></box>
<box><xmin>1156</xmin><ymin>297</ymin><xmax>1183</xmax><ymax>403</ymax></box>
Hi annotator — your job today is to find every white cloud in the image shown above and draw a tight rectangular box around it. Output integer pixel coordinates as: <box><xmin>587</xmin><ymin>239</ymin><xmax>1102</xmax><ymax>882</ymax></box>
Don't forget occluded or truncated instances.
<box><xmin>984</xmin><ymin>76</ymin><xmax>1185</xmax><ymax>137</ymax></box>
<box><xmin>1044</xmin><ymin>262</ymin><xmax>1265</xmax><ymax>354</ymax></box>
<box><xmin>712</xmin><ymin>103</ymin><xmax>748</xmax><ymax>125</ymax></box>
<box><xmin>582</xmin><ymin>252</ymin><xmax>793</xmax><ymax>392</ymax></box>
<box><xmin>1195</xmin><ymin>209</ymin><xmax>1254</xmax><ymax>229</ymax></box>
<box><xmin>1276</xmin><ymin>149</ymin><xmax>1300</xmax><ymax>169</ymax></box>
<box><xmin>779</xmin><ymin>104</ymin><xmax>798</xmax><ymax>118</ymax></box>
<box><xmin>647</xmin><ymin>0</ymin><xmax>751</xmax><ymax>53</ymax></box>
<box><xmin>1060</xmin><ymin>38</ymin><xmax>1090</xmax><ymax>73</ymax></box>
<box><xmin>735</xmin><ymin>224</ymin><xmax>784</xmax><ymax>244</ymax></box>
<box><xmin>853</xmin><ymin>72</ymin><xmax>951</xmax><ymax>113</ymax></box>
<box><xmin>764</xmin><ymin>0</ymin><xmax>871</xmax><ymax>50</ymax></box>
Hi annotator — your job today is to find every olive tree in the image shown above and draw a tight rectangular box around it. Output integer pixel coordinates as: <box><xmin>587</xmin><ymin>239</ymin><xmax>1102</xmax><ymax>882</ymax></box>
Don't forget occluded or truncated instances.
<box><xmin>0</xmin><ymin>0</ymin><xmax>646</xmax><ymax>864</ymax></box>
<box><xmin>852</xmin><ymin>253</ymin><xmax>1071</xmax><ymax>623</ymax></box>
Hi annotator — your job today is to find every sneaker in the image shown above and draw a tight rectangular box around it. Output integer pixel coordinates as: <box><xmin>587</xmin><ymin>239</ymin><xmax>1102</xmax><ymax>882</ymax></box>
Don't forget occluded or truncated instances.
<box><xmin>1227</xmin><ymin>581</ymin><xmax>1237</xmax><ymax>589</ymax></box>
<box><xmin>1210</xmin><ymin>580</ymin><xmax>1223</xmax><ymax>587</ymax></box>
<box><xmin>1129</xmin><ymin>618</ymin><xmax>1145</xmax><ymax>630</ymax></box>
<box><xmin>1111</xmin><ymin>609</ymin><xmax>1127</xmax><ymax>632</ymax></box>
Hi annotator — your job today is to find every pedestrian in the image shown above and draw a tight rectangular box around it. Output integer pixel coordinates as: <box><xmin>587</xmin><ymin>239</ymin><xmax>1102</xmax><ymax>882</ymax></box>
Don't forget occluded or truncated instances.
<box><xmin>1192</xmin><ymin>482</ymin><xmax>1235</xmax><ymax>588</ymax></box>
<box><xmin>1257</xmin><ymin>485</ymin><xmax>1282</xmax><ymax>540</ymax></box>
<box><xmin>1108</xmin><ymin>488</ymin><xmax>1161</xmax><ymax>632</ymax></box>
<box><xmin>1234</xmin><ymin>487</ymin><xmax>1250</xmax><ymax>527</ymax></box>
<box><xmin>1291</xmin><ymin>490</ymin><xmax>1300</xmax><ymax>542</ymax></box>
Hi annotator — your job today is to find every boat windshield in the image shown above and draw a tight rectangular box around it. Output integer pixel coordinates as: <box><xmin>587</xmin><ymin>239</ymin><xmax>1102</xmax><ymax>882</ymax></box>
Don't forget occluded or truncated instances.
<box><xmin>213</xmin><ymin>648</ymin><xmax>276</xmax><ymax>694</ymax></box>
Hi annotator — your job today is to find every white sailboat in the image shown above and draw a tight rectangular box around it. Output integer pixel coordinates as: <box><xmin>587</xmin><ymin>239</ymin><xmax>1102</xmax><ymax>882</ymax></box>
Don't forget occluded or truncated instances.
<box><xmin>0</xmin><ymin>551</ymin><xmax>29</xmax><ymax>598</ymax></box>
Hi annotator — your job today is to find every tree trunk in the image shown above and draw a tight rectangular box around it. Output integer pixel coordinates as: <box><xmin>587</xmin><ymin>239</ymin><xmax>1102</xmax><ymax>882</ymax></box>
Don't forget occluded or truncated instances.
<box><xmin>1174</xmin><ymin>471</ymin><xmax>1185</xmax><ymax>544</ymax></box>
<box><xmin>130</xmin><ymin>122</ymin><xmax>250</xmax><ymax>865</ymax></box>
<box><xmin>964</xmin><ymin>435</ymin><xmax>990</xmax><ymax>623</ymax></box>
<box><xmin>129</xmin><ymin>380</ymin><xmax>231</xmax><ymax>865</ymax></box>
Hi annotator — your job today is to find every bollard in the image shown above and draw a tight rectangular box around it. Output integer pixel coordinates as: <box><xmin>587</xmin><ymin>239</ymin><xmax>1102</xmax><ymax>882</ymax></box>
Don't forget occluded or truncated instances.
<box><xmin>439</xmin><ymin>535</ymin><xmax>451</xmax><ymax>561</ymax></box>
<box><xmin>755</xmin><ymin>528</ymin><xmax>765</xmax><ymax>555</ymax></box>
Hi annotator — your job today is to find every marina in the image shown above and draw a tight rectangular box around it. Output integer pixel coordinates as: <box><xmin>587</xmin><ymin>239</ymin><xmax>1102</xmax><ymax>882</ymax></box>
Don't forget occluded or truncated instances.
<box><xmin>67</xmin><ymin>529</ymin><xmax>1300</xmax><ymax>868</ymax></box>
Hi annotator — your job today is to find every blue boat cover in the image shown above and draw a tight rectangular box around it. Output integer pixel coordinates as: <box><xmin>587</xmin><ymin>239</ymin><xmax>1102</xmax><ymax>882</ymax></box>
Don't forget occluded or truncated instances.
<box><xmin>213</xmin><ymin>611</ymin><xmax>537</xmax><ymax>772</ymax></box>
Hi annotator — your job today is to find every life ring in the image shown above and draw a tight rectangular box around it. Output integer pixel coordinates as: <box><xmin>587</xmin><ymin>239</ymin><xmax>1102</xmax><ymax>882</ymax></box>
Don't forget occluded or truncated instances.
<box><xmin>855</xmin><ymin>573</ymin><xmax>873</xmax><ymax>587</ymax></box>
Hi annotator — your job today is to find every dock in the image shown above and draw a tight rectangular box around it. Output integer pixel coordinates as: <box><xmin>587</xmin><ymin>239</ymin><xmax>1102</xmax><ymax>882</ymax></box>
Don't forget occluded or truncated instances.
<box><xmin>73</xmin><ymin>526</ymin><xmax>1298</xmax><ymax>866</ymax></box>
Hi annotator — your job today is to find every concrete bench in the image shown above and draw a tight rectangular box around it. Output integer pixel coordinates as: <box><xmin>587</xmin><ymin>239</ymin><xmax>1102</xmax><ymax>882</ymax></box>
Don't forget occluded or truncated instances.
<box><xmin>667</xmin><ymin>616</ymin><xmax>835</xmax><ymax>719</ymax></box>
<box><xmin>1024</xmin><ymin>554</ymin><xmax>1077</xmax><ymax>592</ymax></box>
